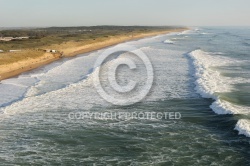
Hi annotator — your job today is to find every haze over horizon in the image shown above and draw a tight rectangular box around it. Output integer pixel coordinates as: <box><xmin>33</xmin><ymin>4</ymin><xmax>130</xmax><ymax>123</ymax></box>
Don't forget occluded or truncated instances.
<box><xmin>0</xmin><ymin>0</ymin><xmax>250</xmax><ymax>27</ymax></box>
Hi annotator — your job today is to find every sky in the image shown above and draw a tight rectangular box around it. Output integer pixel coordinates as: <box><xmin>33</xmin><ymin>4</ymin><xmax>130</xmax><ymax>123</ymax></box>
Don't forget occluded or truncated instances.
<box><xmin>0</xmin><ymin>0</ymin><xmax>250</xmax><ymax>27</ymax></box>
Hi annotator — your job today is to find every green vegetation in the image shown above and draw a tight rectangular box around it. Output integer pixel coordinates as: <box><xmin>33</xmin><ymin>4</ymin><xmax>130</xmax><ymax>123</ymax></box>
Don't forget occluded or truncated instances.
<box><xmin>0</xmin><ymin>26</ymin><xmax>182</xmax><ymax>51</ymax></box>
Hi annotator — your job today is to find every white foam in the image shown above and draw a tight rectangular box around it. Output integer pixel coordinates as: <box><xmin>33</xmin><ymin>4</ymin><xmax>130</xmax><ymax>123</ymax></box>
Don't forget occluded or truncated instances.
<box><xmin>177</xmin><ymin>30</ymin><xmax>192</xmax><ymax>35</ymax></box>
<box><xmin>188</xmin><ymin>50</ymin><xmax>234</xmax><ymax>99</ymax></box>
<box><xmin>200</xmin><ymin>33</ymin><xmax>211</xmax><ymax>35</ymax></box>
<box><xmin>25</xmin><ymin>51</ymin><xmax>102</xmax><ymax>97</ymax></box>
<box><xmin>235</xmin><ymin>119</ymin><xmax>250</xmax><ymax>137</ymax></box>
<box><xmin>210</xmin><ymin>99</ymin><xmax>250</xmax><ymax>115</ymax></box>
<box><xmin>188</xmin><ymin>49</ymin><xmax>250</xmax><ymax>137</ymax></box>
<box><xmin>163</xmin><ymin>39</ymin><xmax>175</xmax><ymax>44</ymax></box>
<box><xmin>1</xmin><ymin>45</ymin><xmax>193</xmax><ymax>117</ymax></box>
<box><xmin>188</xmin><ymin>50</ymin><xmax>250</xmax><ymax>114</ymax></box>
<box><xmin>171</xmin><ymin>37</ymin><xmax>186</xmax><ymax>40</ymax></box>
<box><xmin>0</xmin><ymin>76</ymin><xmax>39</xmax><ymax>108</ymax></box>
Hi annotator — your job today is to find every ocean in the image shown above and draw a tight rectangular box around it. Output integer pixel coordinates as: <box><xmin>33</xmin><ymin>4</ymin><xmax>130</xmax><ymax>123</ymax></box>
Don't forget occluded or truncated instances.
<box><xmin>0</xmin><ymin>27</ymin><xmax>250</xmax><ymax>165</ymax></box>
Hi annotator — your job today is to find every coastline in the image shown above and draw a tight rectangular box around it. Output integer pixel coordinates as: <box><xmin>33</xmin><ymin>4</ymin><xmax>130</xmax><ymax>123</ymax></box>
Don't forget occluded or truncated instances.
<box><xmin>0</xmin><ymin>28</ymin><xmax>187</xmax><ymax>81</ymax></box>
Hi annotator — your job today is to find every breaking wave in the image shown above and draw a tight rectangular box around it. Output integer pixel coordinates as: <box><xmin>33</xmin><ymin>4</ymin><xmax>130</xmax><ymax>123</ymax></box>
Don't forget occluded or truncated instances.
<box><xmin>187</xmin><ymin>49</ymin><xmax>250</xmax><ymax>137</ymax></box>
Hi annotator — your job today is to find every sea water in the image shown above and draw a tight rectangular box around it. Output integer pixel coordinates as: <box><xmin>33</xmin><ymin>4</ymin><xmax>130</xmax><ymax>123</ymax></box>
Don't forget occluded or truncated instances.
<box><xmin>0</xmin><ymin>27</ymin><xmax>250</xmax><ymax>165</ymax></box>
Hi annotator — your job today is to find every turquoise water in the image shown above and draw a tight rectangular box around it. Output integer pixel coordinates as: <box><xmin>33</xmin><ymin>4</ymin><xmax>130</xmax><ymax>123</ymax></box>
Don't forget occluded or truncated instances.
<box><xmin>0</xmin><ymin>27</ymin><xmax>250</xmax><ymax>165</ymax></box>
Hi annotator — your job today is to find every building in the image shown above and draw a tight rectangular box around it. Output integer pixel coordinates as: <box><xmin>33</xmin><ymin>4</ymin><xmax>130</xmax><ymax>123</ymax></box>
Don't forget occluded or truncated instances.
<box><xmin>15</xmin><ymin>37</ymin><xmax>29</xmax><ymax>40</ymax></box>
<box><xmin>0</xmin><ymin>37</ymin><xmax>13</xmax><ymax>41</ymax></box>
<box><xmin>44</xmin><ymin>49</ymin><xmax>57</xmax><ymax>53</ymax></box>
<box><xmin>0</xmin><ymin>37</ymin><xmax>29</xmax><ymax>41</ymax></box>
<box><xmin>9</xmin><ymin>50</ymin><xmax>22</xmax><ymax>52</ymax></box>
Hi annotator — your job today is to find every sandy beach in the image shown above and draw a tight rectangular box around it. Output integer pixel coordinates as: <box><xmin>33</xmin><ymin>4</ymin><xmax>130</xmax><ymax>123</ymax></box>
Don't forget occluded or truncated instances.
<box><xmin>0</xmin><ymin>28</ymin><xmax>187</xmax><ymax>81</ymax></box>
<box><xmin>0</xmin><ymin>53</ymin><xmax>61</xmax><ymax>81</ymax></box>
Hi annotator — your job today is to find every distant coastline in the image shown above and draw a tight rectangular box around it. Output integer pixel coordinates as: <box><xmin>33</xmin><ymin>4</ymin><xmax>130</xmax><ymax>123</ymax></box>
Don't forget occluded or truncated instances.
<box><xmin>0</xmin><ymin>27</ymin><xmax>188</xmax><ymax>81</ymax></box>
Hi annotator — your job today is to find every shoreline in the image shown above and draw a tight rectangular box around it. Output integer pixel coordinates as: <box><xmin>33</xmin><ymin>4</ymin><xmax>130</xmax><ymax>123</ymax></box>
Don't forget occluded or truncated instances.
<box><xmin>0</xmin><ymin>28</ymin><xmax>187</xmax><ymax>81</ymax></box>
